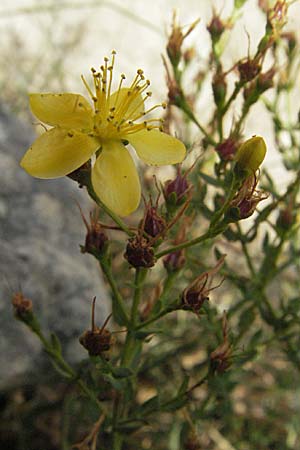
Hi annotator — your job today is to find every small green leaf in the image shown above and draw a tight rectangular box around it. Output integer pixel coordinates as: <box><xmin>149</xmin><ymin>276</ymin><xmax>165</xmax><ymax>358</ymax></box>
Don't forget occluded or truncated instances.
<box><xmin>50</xmin><ymin>333</ymin><xmax>62</xmax><ymax>354</ymax></box>
<box><xmin>198</xmin><ymin>171</ymin><xmax>223</xmax><ymax>187</ymax></box>
<box><xmin>111</xmin><ymin>367</ymin><xmax>133</xmax><ymax>378</ymax></box>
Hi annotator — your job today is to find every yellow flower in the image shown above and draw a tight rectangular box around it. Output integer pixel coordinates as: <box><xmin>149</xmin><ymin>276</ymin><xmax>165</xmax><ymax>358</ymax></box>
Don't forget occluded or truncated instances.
<box><xmin>20</xmin><ymin>52</ymin><xmax>186</xmax><ymax>216</ymax></box>
<box><xmin>235</xmin><ymin>135</ymin><xmax>266</xmax><ymax>174</ymax></box>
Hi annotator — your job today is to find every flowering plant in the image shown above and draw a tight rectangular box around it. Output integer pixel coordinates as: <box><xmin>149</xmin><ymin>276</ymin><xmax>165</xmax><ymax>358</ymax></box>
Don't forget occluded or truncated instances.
<box><xmin>12</xmin><ymin>1</ymin><xmax>300</xmax><ymax>449</ymax></box>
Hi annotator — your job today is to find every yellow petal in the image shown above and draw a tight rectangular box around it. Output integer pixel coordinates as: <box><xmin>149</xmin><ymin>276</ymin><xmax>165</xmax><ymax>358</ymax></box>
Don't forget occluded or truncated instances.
<box><xmin>127</xmin><ymin>129</ymin><xmax>186</xmax><ymax>165</ymax></box>
<box><xmin>109</xmin><ymin>87</ymin><xmax>145</xmax><ymax>119</ymax></box>
<box><xmin>91</xmin><ymin>141</ymin><xmax>141</xmax><ymax>217</ymax></box>
<box><xmin>30</xmin><ymin>93</ymin><xmax>94</xmax><ymax>130</ymax></box>
<box><xmin>20</xmin><ymin>128</ymin><xmax>99</xmax><ymax>178</ymax></box>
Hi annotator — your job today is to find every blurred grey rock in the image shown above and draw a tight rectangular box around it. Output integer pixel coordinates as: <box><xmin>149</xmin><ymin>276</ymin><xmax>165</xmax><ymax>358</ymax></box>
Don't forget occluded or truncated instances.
<box><xmin>0</xmin><ymin>104</ymin><xmax>108</xmax><ymax>388</ymax></box>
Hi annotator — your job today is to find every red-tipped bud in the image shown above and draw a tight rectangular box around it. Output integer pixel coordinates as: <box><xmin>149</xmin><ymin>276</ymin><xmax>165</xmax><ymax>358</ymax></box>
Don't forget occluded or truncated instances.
<box><xmin>164</xmin><ymin>168</ymin><xmax>190</xmax><ymax>207</ymax></box>
<box><xmin>216</xmin><ymin>137</ymin><xmax>239</xmax><ymax>161</ymax></box>
<box><xmin>207</xmin><ymin>14</ymin><xmax>225</xmax><ymax>42</ymax></box>
<box><xmin>144</xmin><ymin>206</ymin><xmax>166</xmax><ymax>238</ymax></box>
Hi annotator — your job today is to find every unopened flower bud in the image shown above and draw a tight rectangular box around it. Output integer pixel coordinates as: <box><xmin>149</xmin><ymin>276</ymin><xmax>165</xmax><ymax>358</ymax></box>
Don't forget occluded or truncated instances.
<box><xmin>238</xmin><ymin>58</ymin><xmax>261</xmax><ymax>82</ymax></box>
<box><xmin>79</xmin><ymin>299</ymin><xmax>112</xmax><ymax>356</ymax></box>
<box><xmin>210</xmin><ymin>313</ymin><xmax>232</xmax><ymax>374</ymax></box>
<box><xmin>235</xmin><ymin>136</ymin><xmax>267</xmax><ymax>175</ymax></box>
<box><xmin>80</xmin><ymin>328</ymin><xmax>111</xmax><ymax>356</ymax></box>
<box><xmin>163</xmin><ymin>249</ymin><xmax>186</xmax><ymax>272</ymax></box>
<box><xmin>124</xmin><ymin>236</ymin><xmax>156</xmax><ymax>268</ymax></box>
<box><xmin>212</xmin><ymin>71</ymin><xmax>227</xmax><ymax>107</ymax></box>
<box><xmin>207</xmin><ymin>14</ymin><xmax>225</xmax><ymax>42</ymax></box>
<box><xmin>144</xmin><ymin>205</ymin><xmax>166</xmax><ymax>238</ymax></box>
<box><xmin>216</xmin><ymin>137</ymin><xmax>239</xmax><ymax>161</ymax></box>
<box><xmin>12</xmin><ymin>292</ymin><xmax>33</xmax><ymax>321</ymax></box>
<box><xmin>79</xmin><ymin>208</ymin><xmax>108</xmax><ymax>257</ymax></box>
<box><xmin>164</xmin><ymin>168</ymin><xmax>190</xmax><ymax>207</ymax></box>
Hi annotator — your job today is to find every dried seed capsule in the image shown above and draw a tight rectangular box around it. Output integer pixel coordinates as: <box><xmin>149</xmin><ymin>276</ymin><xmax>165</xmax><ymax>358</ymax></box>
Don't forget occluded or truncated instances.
<box><xmin>124</xmin><ymin>236</ymin><xmax>156</xmax><ymax>268</ymax></box>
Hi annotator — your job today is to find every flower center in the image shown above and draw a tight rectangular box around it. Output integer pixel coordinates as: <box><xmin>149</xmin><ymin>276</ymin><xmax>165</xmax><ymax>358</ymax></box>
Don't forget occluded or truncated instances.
<box><xmin>81</xmin><ymin>51</ymin><xmax>166</xmax><ymax>141</ymax></box>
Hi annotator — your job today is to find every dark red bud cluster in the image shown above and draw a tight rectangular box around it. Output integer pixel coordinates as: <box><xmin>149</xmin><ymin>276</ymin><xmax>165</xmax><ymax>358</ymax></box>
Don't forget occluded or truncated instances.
<box><xmin>124</xmin><ymin>236</ymin><xmax>156</xmax><ymax>268</ymax></box>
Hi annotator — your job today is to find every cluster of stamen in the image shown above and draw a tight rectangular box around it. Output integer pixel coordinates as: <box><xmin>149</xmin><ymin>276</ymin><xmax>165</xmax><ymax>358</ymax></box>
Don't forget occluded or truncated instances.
<box><xmin>81</xmin><ymin>51</ymin><xmax>166</xmax><ymax>139</ymax></box>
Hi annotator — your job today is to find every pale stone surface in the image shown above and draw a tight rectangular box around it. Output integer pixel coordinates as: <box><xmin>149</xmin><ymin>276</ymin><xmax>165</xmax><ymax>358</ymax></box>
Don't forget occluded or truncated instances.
<box><xmin>0</xmin><ymin>104</ymin><xmax>108</xmax><ymax>388</ymax></box>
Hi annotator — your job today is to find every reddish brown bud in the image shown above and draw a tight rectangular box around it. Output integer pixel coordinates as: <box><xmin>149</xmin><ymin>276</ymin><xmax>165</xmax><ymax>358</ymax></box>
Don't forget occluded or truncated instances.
<box><xmin>79</xmin><ymin>209</ymin><xmax>108</xmax><ymax>256</ymax></box>
<box><xmin>144</xmin><ymin>205</ymin><xmax>166</xmax><ymax>238</ymax></box>
<box><xmin>164</xmin><ymin>168</ymin><xmax>190</xmax><ymax>207</ymax></box>
<box><xmin>12</xmin><ymin>292</ymin><xmax>33</xmax><ymax>320</ymax></box>
<box><xmin>80</xmin><ymin>328</ymin><xmax>111</xmax><ymax>356</ymax></box>
<box><xmin>84</xmin><ymin>221</ymin><xmax>108</xmax><ymax>255</ymax></box>
<box><xmin>163</xmin><ymin>249</ymin><xmax>186</xmax><ymax>273</ymax></box>
<box><xmin>124</xmin><ymin>236</ymin><xmax>156</xmax><ymax>268</ymax></box>
<box><xmin>181</xmin><ymin>256</ymin><xmax>225</xmax><ymax>314</ymax></box>
<box><xmin>216</xmin><ymin>137</ymin><xmax>239</xmax><ymax>161</ymax></box>
<box><xmin>207</xmin><ymin>14</ymin><xmax>225</xmax><ymax>42</ymax></box>
<box><xmin>167</xmin><ymin>11</ymin><xmax>199</xmax><ymax>67</ymax></box>
<box><xmin>238</xmin><ymin>58</ymin><xmax>261</xmax><ymax>82</ymax></box>
<box><xmin>79</xmin><ymin>298</ymin><xmax>112</xmax><ymax>356</ymax></box>
<box><xmin>228</xmin><ymin>174</ymin><xmax>268</xmax><ymax>221</ymax></box>
<box><xmin>210</xmin><ymin>313</ymin><xmax>232</xmax><ymax>373</ymax></box>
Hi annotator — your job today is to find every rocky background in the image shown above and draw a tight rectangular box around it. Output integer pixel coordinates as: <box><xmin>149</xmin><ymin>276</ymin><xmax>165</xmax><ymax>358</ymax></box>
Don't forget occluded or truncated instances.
<box><xmin>0</xmin><ymin>104</ymin><xmax>108</xmax><ymax>388</ymax></box>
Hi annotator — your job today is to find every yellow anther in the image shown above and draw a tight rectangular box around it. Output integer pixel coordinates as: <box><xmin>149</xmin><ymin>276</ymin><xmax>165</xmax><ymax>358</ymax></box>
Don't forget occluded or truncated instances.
<box><xmin>112</xmin><ymin>49</ymin><xmax>117</xmax><ymax>55</ymax></box>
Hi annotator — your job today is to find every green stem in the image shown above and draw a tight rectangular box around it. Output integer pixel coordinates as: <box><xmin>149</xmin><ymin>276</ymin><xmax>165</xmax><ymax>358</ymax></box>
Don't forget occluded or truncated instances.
<box><xmin>100</xmin><ymin>256</ymin><xmax>129</xmax><ymax>325</ymax></box>
<box><xmin>155</xmin><ymin>230</ymin><xmax>212</xmax><ymax>259</ymax></box>
<box><xmin>87</xmin><ymin>182</ymin><xmax>134</xmax><ymax>237</ymax></box>
<box><xmin>28</xmin><ymin>322</ymin><xmax>103</xmax><ymax>411</ymax></box>
<box><xmin>236</xmin><ymin>223</ymin><xmax>256</xmax><ymax>277</ymax></box>
<box><xmin>221</xmin><ymin>81</ymin><xmax>244</xmax><ymax>117</ymax></box>
<box><xmin>112</xmin><ymin>269</ymin><xmax>148</xmax><ymax>449</ymax></box>
<box><xmin>130</xmin><ymin>268</ymin><xmax>147</xmax><ymax>328</ymax></box>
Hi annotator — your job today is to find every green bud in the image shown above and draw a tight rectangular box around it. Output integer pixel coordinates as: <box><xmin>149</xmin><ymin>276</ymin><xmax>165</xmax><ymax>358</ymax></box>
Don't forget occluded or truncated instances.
<box><xmin>235</xmin><ymin>136</ymin><xmax>267</xmax><ymax>174</ymax></box>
